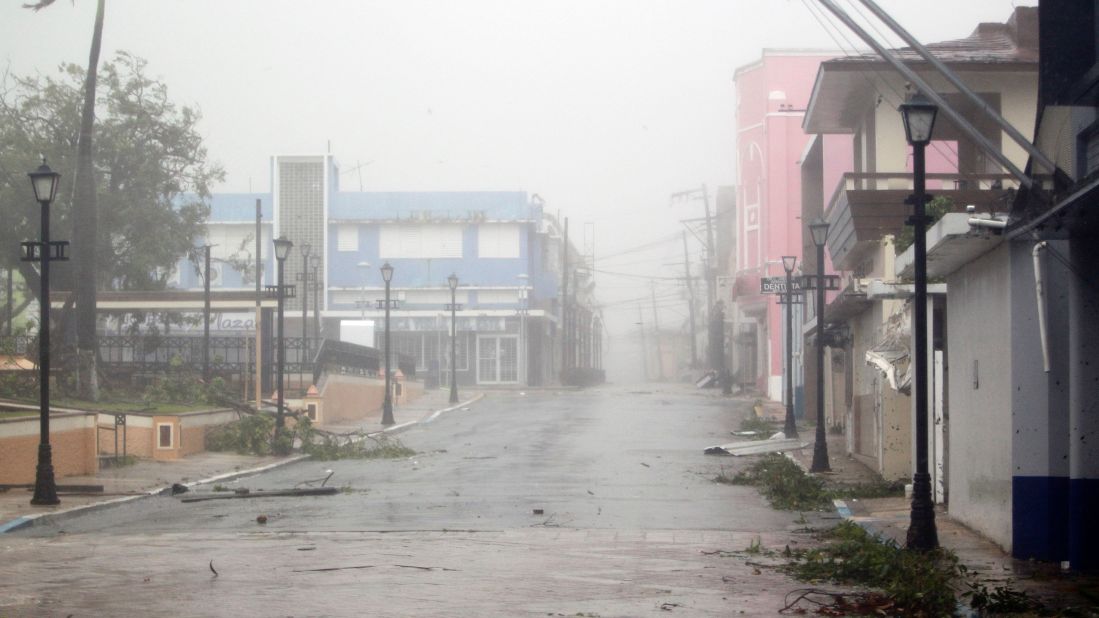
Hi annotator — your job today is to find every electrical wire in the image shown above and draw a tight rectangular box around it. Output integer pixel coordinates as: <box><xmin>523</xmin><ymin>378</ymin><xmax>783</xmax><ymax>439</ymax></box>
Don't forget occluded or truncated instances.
<box><xmin>801</xmin><ymin>0</ymin><xmax>972</xmax><ymax>178</ymax></box>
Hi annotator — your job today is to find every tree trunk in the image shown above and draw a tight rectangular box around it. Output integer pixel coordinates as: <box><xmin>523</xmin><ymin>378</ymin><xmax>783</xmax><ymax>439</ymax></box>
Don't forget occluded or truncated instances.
<box><xmin>73</xmin><ymin>0</ymin><xmax>106</xmax><ymax>401</ymax></box>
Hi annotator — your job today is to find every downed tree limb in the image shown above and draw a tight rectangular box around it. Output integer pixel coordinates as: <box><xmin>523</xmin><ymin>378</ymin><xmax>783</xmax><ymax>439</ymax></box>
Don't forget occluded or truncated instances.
<box><xmin>179</xmin><ymin>487</ymin><xmax>339</xmax><ymax>503</ymax></box>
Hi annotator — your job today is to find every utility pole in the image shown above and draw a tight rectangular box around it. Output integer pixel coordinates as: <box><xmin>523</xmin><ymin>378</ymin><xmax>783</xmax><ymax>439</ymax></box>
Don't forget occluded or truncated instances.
<box><xmin>637</xmin><ymin>305</ymin><xmax>648</xmax><ymax>382</ymax></box>
<box><xmin>701</xmin><ymin>184</ymin><xmax>716</xmax><ymax>313</ymax></box>
<box><xmin>561</xmin><ymin>217</ymin><xmax>570</xmax><ymax>376</ymax></box>
<box><xmin>5</xmin><ymin>268</ymin><xmax>12</xmax><ymax>336</ymax></box>
<box><xmin>203</xmin><ymin>244</ymin><xmax>212</xmax><ymax>383</ymax></box>
<box><xmin>651</xmin><ymin>281</ymin><xmax>664</xmax><ymax>380</ymax></box>
<box><xmin>254</xmin><ymin>198</ymin><xmax>263</xmax><ymax>410</ymax></box>
<box><xmin>683</xmin><ymin>231</ymin><xmax>699</xmax><ymax>368</ymax></box>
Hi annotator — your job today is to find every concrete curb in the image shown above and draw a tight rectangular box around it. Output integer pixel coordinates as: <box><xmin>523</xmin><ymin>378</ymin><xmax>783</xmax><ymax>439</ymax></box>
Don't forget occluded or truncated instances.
<box><xmin>0</xmin><ymin>454</ymin><xmax>312</xmax><ymax>535</ymax></box>
<box><xmin>0</xmin><ymin>393</ymin><xmax>485</xmax><ymax>534</ymax></box>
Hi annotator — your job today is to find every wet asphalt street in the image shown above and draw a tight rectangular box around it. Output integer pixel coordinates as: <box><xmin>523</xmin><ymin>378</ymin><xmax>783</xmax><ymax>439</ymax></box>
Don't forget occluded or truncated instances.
<box><xmin>1</xmin><ymin>385</ymin><xmax>826</xmax><ymax>617</ymax></box>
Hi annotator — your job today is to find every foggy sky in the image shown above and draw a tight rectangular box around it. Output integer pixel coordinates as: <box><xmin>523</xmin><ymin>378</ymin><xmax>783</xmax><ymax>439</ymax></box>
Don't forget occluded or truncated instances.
<box><xmin>0</xmin><ymin>0</ymin><xmax>1031</xmax><ymax>348</ymax></box>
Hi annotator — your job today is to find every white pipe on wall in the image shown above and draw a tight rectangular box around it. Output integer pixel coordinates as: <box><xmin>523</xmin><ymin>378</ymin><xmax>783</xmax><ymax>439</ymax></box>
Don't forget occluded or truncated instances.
<box><xmin>1033</xmin><ymin>241</ymin><xmax>1050</xmax><ymax>373</ymax></box>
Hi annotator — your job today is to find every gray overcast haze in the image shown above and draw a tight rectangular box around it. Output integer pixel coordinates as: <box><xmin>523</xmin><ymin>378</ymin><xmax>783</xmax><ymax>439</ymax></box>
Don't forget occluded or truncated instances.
<box><xmin>0</xmin><ymin>0</ymin><xmax>1033</xmax><ymax>347</ymax></box>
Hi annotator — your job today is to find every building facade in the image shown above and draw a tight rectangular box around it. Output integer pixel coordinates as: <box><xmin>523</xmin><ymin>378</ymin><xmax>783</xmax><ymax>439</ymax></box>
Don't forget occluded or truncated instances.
<box><xmin>174</xmin><ymin>154</ymin><xmax>601</xmax><ymax>388</ymax></box>
<box><xmin>731</xmin><ymin>50</ymin><xmax>837</xmax><ymax>407</ymax></box>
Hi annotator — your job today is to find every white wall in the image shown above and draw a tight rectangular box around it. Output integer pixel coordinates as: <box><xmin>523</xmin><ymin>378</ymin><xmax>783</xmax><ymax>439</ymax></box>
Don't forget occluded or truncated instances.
<box><xmin>945</xmin><ymin>242</ymin><xmax>1013</xmax><ymax>549</ymax></box>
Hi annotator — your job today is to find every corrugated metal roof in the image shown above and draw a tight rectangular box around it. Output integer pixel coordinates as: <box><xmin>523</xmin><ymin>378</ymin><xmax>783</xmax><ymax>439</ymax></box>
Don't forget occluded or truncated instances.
<box><xmin>828</xmin><ymin>8</ymin><xmax>1038</xmax><ymax>67</ymax></box>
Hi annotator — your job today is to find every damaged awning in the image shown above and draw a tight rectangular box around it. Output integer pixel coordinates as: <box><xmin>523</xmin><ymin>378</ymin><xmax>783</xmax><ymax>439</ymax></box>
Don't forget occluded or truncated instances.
<box><xmin>863</xmin><ymin>305</ymin><xmax>912</xmax><ymax>394</ymax></box>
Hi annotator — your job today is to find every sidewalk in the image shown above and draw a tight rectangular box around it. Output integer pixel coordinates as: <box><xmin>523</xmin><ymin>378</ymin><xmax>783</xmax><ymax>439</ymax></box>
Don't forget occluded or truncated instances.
<box><xmin>789</xmin><ymin>430</ymin><xmax>1099</xmax><ymax>611</ymax></box>
<box><xmin>0</xmin><ymin>387</ymin><xmax>483</xmax><ymax>534</ymax></box>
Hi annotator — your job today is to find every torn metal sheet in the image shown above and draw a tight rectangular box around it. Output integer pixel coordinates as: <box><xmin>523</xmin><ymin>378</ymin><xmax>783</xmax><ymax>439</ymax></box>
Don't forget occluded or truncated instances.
<box><xmin>703</xmin><ymin>439</ymin><xmax>808</xmax><ymax>456</ymax></box>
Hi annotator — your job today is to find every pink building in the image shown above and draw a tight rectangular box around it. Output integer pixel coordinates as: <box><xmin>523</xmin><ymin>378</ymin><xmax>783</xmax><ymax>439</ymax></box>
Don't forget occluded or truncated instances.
<box><xmin>730</xmin><ymin>50</ymin><xmax>838</xmax><ymax>403</ymax></box>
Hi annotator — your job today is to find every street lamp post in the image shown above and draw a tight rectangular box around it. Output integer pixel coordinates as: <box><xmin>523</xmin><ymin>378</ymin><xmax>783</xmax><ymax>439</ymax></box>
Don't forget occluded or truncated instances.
<box><xmin>809</xmin><ymin>220</ymin><xmax>832</xmax><ymax>473</ymax></box>
<box><xmin>202</xmin><ymin>243</ymin><xmax>218</xmax><ymax>384</ymax></box>
<box><xmin>781</xmin><ymin>255</ymin><xmax>799</xmax><ymax>440</ymax></box>
<box><xmin>26</xmin><ymin>159</ymin><xmax>65</xmax><ymax>506</ymax></box>
<box><xmin>900</xmin><ymin>92</ymin><xmax>939</xmax><ymax>551</ymax></box>
<box><xmin>312</xmin><ymin>263</ymin><xmax>320</xmax><ymax>344</ymax></box>
<box><xmin>300</xmin><ymin>243</ymin><xmax>311</xmax><ymax>358</ymax></box>
<box><xmin>380</xmin><ymin>262</ymin><xmax>395</xmax><ymax>425</ymax></box>
<box><xmin>518</xmin><ymin>273</ymin><xmax>528</xmax><ymax>387</ymax></box>
<box><xmin>272</xmin><ymin>236</ymin><xmax>293</xmax><ymax>440</ymax></box>
<box><xmin>357</xmin><ymin>261</ymin><xmax>370</xmax><ymax>318</ymax></box>
<box><xmin>448</xmin><ymin>273</ymin><xmax>459</xmax><ymax>404</ymax></box>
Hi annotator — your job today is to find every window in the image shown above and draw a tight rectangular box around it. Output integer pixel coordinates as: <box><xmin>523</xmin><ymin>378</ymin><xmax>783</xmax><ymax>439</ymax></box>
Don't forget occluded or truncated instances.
<box><xmin>306</xmin><ymin>404</ymin><xmax>318</xmax><ymax>421</ymax></box>
<box><xmin>337</xmin><ymin>224</ymin><xmax>358</xmax><ymax>252</ymax></box>
<box><xmin>478</xmin><ymin>224</ymin><xmax>520</xmax><ymax>258</ymax></box>
<box><xmin>157</xmin><ymin>423</ymin><xmax>174</xmax><ymax>449</ymax></box>
<box><xmin>379</xmin><ymin>225</ymin><xmax>462</xmax><ymax>258</ymax></box>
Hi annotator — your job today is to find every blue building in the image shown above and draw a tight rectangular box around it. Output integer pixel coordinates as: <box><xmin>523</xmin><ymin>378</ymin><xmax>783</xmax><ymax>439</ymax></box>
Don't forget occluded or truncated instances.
<box><xmin>175</xmin><ymin>154</ymin><xmax>602</xmax><ymax>387</ymax></box>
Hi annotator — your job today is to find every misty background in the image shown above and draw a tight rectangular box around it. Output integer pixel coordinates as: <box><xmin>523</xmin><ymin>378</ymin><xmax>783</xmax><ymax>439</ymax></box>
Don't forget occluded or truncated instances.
<box><xmin>0</xmin><ymin>0</ymin><xmax>1029</xmax><ymax>382</ymax></box>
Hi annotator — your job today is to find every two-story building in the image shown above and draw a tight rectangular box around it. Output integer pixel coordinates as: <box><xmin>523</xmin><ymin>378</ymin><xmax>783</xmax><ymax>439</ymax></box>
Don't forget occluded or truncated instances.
<box><xmin>802</xmin><ymin>6</ymin><xmax>1042</xmax><ymax>551</ymax></box>
<box><xmin>173</xmin><ymin>154</ymin><xmax>601</xmax><ymax>389</ymax></box>
<box><xmin>731</xmin><ymin>50</ymin><xmax>838</xmax><ymax>408</ymax></box>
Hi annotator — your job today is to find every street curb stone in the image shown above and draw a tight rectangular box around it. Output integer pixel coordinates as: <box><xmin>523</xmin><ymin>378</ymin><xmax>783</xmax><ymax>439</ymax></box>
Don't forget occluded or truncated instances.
<box><xmin>0</xmin><ymin>393</ymin><xmax>484</xmax><ymax>534</ymax></box>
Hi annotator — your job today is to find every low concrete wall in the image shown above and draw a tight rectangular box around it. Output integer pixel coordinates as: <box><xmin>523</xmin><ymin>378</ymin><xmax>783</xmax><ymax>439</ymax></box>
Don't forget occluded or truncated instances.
<box><xmin>0</xmin><ymin>412</ymin><xmax>98</xmax><ymax>484</ymax></box>
<box><xmin>311</xmin><ymin>374</ymin><xmax>425</xmax><ymax>426</ymax></box>
<box><xmin>96</xmin><ymin>409</ymin><xmax>239</xmax><ymax>461</ymax></box>
<box><xmin>316</xmin><ymin>374</ymin><xmax>386</xmax><ymax>424</ymax></box>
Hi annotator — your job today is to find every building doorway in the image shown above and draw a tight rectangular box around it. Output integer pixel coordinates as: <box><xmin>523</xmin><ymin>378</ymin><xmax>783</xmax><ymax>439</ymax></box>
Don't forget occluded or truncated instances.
<box><xmin>477</xmin><ymin>334</ymin><xmax>519</xmax><ymax>384</ymax></box>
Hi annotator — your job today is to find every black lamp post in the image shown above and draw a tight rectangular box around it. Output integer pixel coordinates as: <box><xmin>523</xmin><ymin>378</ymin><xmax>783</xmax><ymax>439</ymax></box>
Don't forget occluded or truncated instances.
<box><xmin>380</xmin><ymin>262</ymin><xmax>395</xmax><ymax>425</ymax></box>
<box><xmin>272</xmin><ymin>236</ymin><xmax>293</xmax><ymax>437</ymax></box>
<box><xmin>518</xmin><ymin>273</ymin><xmax>528</xmax><ymax>387</ymax></box>
<box><xmin>900</xmin><ymin>92</ymin><xmax>939</xmax><ymax>551</ymax></box>
<box><xmin>809</xmin><ymin>219</ymin><xmax>831</xmax><ymax>473</ymax></box>
<box><xmin>312</xmin><ymin>263</ymin><xmax>320</xmax><ymax>344</ymax></box>
<box><xmin>448</xmin><ymin>273</ymin><xmax>460</xmax><ymax>404</ymax></box>
<box><xmin>300</xmin><ymin>242</ymin><xmax>311</xmax><ymax>356</ymax></box>
<box><xmin>203</xmin><ymin>243</ymin><xmax>214</xmax><ymax>383</ymax></box>
<box><xmin>781</xmin><ymin>255</ymin><xmax>799</xmax><ymax>440</ymax></box>
<box><xmin>26</xmin><ymin>159</ymin><xmax>64</xmax><ymax>506</ymax></box>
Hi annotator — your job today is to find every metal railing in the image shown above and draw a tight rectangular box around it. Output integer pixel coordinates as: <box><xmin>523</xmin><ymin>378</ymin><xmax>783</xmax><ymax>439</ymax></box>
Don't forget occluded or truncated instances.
<box><xmin>0</xmin><ymin>334</ymin><xmax>415</xmax><ymax>397</ymax></box>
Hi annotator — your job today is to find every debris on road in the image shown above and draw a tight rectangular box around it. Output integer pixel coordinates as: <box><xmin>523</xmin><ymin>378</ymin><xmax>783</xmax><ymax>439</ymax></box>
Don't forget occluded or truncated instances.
<box><xmin>209</xmin><ymin>560</ymin><xmax>218</xmax><ymax>577</ymax></box>
<box><xmin>532</xmin><ymin>508</ymin><xmax>544</xmax><ymax>515</ymax></box>
<box><xmin>703</xmin><ymin>438</ymin><xmax>807</xmax><ymax>457</ymax></box>
<box><xmin>256</xmin><ymin>514</ymin><xmax>268</xmax><ymax>524</ymax></box>
<box><xmin>296</xmin><ymin>469</ymin><xmax>335</xmax><ymax>488</ymax></box>
<box><xmin>293</xmin><ymin>564</ymin><xmax>377</xmax><ymax>573</ymax></box>
<box><xmin>179</xmin><ymin>487</ymin><xmax>339</xmax><ymax>503</ymax></box>
<box><xmin>640</xmin><ymin>462</ymin><xmax>651</xmax><ymax>468</ymax></box>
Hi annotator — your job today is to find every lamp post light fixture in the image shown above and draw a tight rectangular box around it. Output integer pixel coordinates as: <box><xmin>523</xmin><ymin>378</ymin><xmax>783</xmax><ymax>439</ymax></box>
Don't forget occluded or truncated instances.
<box><xmin>900</xmin><ymin>91</ymin><xmax>939</xmax><ymax>551</ymax></box>
<box><xmin>448</xmin><ymin>273</ymin><xmax>460</xmax><ymax>404</ymax></box>
<box><xmin>26</xmin><ymin>159</ymin><xmax>65</xmax><ymax>506</ymax></box>
<box><xmin>809</xmin><ymin>219</ymin><xmax>832</xmax><ymax>473</ymax></box>
<box><xmin>781</xmin><ymin>255</ymin><xmax>799</xmax><ymax>440</ymax></box>
<box><xmin>272</xmin><ymin>235</ymin><xmax>293</xmax><ymax>438</ymax></box>
<box><xmin>380</xmin><ymin>262</ymin><xmax>395</xmax><ymax>425</ymax></box>
<box><xmin>300</xmin><ymin>242</ymin><xmax>311</xmax><ymax>357</ymax></box>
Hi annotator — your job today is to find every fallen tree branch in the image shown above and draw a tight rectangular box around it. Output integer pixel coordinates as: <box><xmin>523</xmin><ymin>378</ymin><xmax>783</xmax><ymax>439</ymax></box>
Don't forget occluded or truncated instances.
<box><xmin>179</xmin><ymin>487</ymin><xmax>339</xmax><ymax>503</ymax></box>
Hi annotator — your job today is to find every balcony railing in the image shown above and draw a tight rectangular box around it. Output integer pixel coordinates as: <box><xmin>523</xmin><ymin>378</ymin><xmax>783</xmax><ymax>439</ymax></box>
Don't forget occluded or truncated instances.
<box><xmin>823</xmin><ymin>172</ymin><xmax>1016</xmax><ymax>271</ymax></box>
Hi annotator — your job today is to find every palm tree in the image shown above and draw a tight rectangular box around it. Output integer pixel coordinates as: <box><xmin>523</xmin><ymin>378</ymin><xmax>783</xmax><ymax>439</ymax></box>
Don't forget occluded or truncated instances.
<box><xmin>25</xmin><ymin>0</ymin><xmax>106</xmax><ymax>400</ymax></box>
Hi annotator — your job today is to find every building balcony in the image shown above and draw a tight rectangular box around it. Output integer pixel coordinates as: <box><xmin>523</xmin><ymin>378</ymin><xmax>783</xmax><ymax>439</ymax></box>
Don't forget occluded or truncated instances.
<box><xmin>824</xmin><ymin>172</ymin><xmax>1016</xmax><ymax>272</ymax></box>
